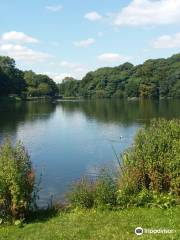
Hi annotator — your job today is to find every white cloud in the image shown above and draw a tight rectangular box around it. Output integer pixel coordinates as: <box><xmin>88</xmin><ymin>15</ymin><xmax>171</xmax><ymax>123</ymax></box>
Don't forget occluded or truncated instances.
<box><xmin>152</xmin><ymin>32</ymin><xmax>180</xmax><ymax>48</ymax></box>
<box><xmin>0</xmin><ymin>44</ymin><xmax>50</xmax><ymax>62</ymax></box>
<box><xmin>59</xmin><ymin>61</ymin><xmax>86</xmax><ymax>71</ymax></box>
<box><xmin>73</xmin><ymin>38</ymin><xmax>95</xmax><ymax>48</ymax></box>
<box><xmin>46</xmin><ymin>4</ymin><xmax>63</xmax><ymax>12</ymax></box>
<box><xmin>74</xmin><ymin>67</ymin><xmax>85</xmax><ymax>73</ymax></box>
<box><xmin>1</xmin><ymin>31</ymin><xmax>39</xmax><ymax>44</ymax></box>
<box><xmin>48</xmin><ymin>72</ymin><xmax>79</xmax><ymax>83</ymax></box>
<box><xmin>60</xmin><ymin>61</ymin><xmax>89</xmax><ymax>76</ymax></box>
<box><xmin>59</xmin><ymin>61</ymin><xmax>77</xmax><ymax>68</ymax></box>
<box><xmin>113</xmin><ymin>0</ymin><xmax>180</xmax><ymax>27</ymax></box>
<box><xmin>84</xmin><ymin>11</ymin><xmax>103</xmax><ymax>21</ymax></box>
<box><xmin>46</xmin><ymin>64</ymin><xmax>90</xmax><ymax>83</ymax></box>
<box><xmin>52</xmin><ymin>73</ymin><xmax>71</xmax><ymax>83</ymax></box>
<box><xmin>97</xmin><ymin>53</ymin><xmax>131</xmax><ymax>63</ymax></box>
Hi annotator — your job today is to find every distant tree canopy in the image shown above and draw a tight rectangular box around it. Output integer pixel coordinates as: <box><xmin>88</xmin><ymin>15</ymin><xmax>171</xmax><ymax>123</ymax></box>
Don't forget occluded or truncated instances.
<box><xmin>0</xmin><ymin>56</ymin><xmax>58</xmax><ymax>97</ymax></box>
<box><xmin>24</xmin><ymin>71</ymin><xmax>58</xmax><ymax>97</ymax></box>
<box><xmin>1</xmin><ymin>54</ymin><xmax>180</xmax><ymax>99</ymax></box>
<box><xmin>0</xmin><ymin>56</ymin><xmax>25</xmax><ymax>96</ymax></box>
<box><xmin>62</xmin><ymin>77</ymin><xmax>77</xmax><ymax>83</ymax></box>
<box><xmin>58</xmin><ymin>53</ymin><xmax>180</xmax><ymax>99</ymax></box>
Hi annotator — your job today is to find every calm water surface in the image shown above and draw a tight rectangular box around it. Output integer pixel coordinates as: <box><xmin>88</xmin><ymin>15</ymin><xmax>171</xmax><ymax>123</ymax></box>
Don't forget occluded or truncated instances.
<box><xmin>0</xmin><ymin>99</ymin><xmax>180</xmax><ymax>206</ymax></box>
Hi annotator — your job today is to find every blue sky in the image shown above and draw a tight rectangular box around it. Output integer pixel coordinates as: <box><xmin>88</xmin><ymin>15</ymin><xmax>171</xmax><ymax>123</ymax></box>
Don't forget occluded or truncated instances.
<box><xmin>0</xmin><ymin>0</ymin><xmax>180</xmax><ymax>82</ymax></box>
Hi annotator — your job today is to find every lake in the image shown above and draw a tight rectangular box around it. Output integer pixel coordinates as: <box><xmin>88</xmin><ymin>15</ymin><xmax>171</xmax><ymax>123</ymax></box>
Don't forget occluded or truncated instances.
<box><xmin>0</xmin><ymin>99</ymin><xmax>180</xmax><ymax>206</ymax></box>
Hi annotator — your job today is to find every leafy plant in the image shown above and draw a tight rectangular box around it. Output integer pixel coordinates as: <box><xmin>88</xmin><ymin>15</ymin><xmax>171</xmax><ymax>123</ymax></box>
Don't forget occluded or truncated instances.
<box><xmin>58</xmin><ymin>53</ymin><xmax>180</xmax><ymax>99</ymax></box>
<box><xmin>67</xmin><ymin>177</ymin><xmax>94</xmax><ymax>209</ymax></box>
<box><xmin>117</xmin><ymin>119</ymin><xmax>180</xmax><ymax>208</ymax></box>
<box><xmin>150</xmin><ymin>192</ymin><xmax>178</xmax><ymax>209</ymax></box>
<box><xmin>0</xmin><ymin>139</ymin><xmax>35</xmax><ymax>222</ymax></box>
<box><xmin>67</xmin><ymin>169</ymin><xmax>117</xmax><ymax>209</ymax></box>
<box><xmin>94</xmin><ymin>169</ymin><xmax>117</xmax><ymax>208</ymax></box>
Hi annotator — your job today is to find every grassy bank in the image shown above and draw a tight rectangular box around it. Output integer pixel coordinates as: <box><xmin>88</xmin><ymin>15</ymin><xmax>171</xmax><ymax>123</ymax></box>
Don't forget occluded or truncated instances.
<box><xmin>0</xmin><ymin>207</ymin><xmax>179</xmax><ymax>240</ymax></box>
<box><xmin>0</xmin><ymin>119</ymin><xmax>179</xmax><ymax>239</ymax></box>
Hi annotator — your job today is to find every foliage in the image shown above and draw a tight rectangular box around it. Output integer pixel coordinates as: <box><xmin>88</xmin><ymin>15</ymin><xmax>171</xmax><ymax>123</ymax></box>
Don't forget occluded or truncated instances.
<box><xmin>24</xmin><ymin>71</ymin><xmax>58</xmax><ymax>97</ymax></box>
<box><xmin>58</xmin><ymin>78</ymin><xmax>80</xmax><ymax>97</ymax></box>
<box><xmin>67</xmin><ymin>177</ymin><xmax>94</xmax><ymax>209</ymax></box>
<box><xmin>58</xmin><ymin>53</ymin><xmax>180</xmax><ymax>99</ymax></box>
<box><xmin>93</xmin><ymin>169</ymin><xmax>117</xmax><ymax>208</ymax></box>
<box><xmin>0</xmin><ymin>56</ymin><xmax>25</xmax><ymax>96</ymax></box>
<box><xmin>0</xmin><ymin>56</ymin><xmax>58</xmax><ymax>98</ymax></box>
<box><xmin>117</xmin><ymin>188</ymin><xmax>152</xmax><ymax>208</ymax></box>
<box><xmin>117</xmin><ymin>189</ymin><xmax>179</xmax><ymax>209</ymax></box>
<box><xmin>117</xmin><ymin>119</ymin><xmax>180</xmax><ymax>208</ymax></box>
<box><xmin>67</xmin><ymin>169</ymin><xmax>117</xmax><ymax>209</ymax></box>
<box><xmin>1</xmin><ymin>53</ymin><xmax>180</xmax><ymax>99</ymax></box>
<box><xmin>0</xmin><ymin>140</ymin><xmax>35</xmax><ymax>222</ymax></box>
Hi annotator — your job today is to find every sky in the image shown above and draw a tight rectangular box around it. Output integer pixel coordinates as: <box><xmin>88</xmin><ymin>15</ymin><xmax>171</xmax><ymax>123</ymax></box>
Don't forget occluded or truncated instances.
<box><xmin>0</xmin><ymin>0</ymin><xmax>180</xmax><ymax>83</ymax></box>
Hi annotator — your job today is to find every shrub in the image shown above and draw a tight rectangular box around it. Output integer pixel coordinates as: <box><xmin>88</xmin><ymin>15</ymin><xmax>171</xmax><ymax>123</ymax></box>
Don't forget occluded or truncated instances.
<box><xmin>150</xmin><ymin>192</ymin><xmax>178</xmax><ymax>209</ymax></box>
<box><xmin>117</xmin><ymin>190</ymin><xmax>179</xmax><ymax>209</ymax></box>
<box><xmin>94</xmin><ymin>169</ymin><xmax>117</xmax><ymax>208</ymax></box>
<box><xmin>117</xmin><ymin>119</ymin><xmax>180</xmax><ymax>208</ymax></box>
<box><xmin>117</xmin><ymin>188</ymin><xmax>153</xmax><ymax>208</ymax></box>
<box><xmin>0</xmin><ymin>139</ymin><xmax>35</xmax><ymax>222</ymax></box>
<box><xmin>67</xmin><ymin>177</ymin><xmax>94</xmax><ymax>209</ymax></box>
<box><xmin>67</xmin><ymin>169</ymin><xmax>117</xmax><ymax>209</ymax></box>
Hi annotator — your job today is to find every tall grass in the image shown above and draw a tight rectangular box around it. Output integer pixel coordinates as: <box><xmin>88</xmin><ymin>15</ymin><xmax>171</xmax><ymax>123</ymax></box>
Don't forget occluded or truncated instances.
<box><xmin>67</xmin><ymin>168</ymin><xmax>118</xmax><ymax>209</ymax></box>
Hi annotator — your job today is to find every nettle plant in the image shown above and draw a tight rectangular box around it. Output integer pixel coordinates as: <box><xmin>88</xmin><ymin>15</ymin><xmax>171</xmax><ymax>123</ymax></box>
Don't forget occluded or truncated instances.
<box><xmin>0</xmin><ymin>140</ymin><xmax>35</xmax><ymax>222</ymax></box>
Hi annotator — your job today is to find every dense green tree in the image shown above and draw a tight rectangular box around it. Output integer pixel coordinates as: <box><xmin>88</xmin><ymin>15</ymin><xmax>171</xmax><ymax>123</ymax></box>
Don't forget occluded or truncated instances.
<box><xmin>24</xmin><ymin>71</ymin><xmax>38</xmax><ymax>88</ymax></box>
<box><xmin>0</xmin><ymin>56</ymin><xmax>25</xmax><ymax>95</ymax></box>
<box><xmin>1</xmin><ymin>53</ymin><xmax>180</xmax><ymax>99</ymax></box>
<box><xmin>58</xmin><ymin>54</ymin><xmax>180</xmax><ymax>99</ymax></box>
<box><xmin>0</xmin><ymin>56</ymin><xmax>58</xmax><ymax>98</ymax></box>
<box><xmin>125</xmin><ymin>77</ymin><xmax>140</xmax><ymax>97</ymax></box>
<box><xmin>58</xmin><ymin>79</ymin><xmax>80</xmax><ymax>97</ymax></box>
<box><xmin>62</xmin><ymin>77</ymin><xmax>77</xmax><ymax>83</ymax></box>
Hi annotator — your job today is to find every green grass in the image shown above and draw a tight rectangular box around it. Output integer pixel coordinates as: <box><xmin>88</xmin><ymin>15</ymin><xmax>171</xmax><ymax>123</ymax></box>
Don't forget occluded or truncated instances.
<box><xmin>0</xmin><ymin>207</ymin><xmax>180</xmax><ymax>240</ymax></box>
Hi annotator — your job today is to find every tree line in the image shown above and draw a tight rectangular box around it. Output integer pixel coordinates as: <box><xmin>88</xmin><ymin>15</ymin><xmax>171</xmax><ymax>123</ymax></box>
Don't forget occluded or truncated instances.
<box><xmin>58</xmin><ymin>53</ymin><xmax>180</xmax><ymax>99</ymax></box>
<box><xmin>1</xmin><ymin>54</ymin><xmax>180</xmax><ymax>99</ymax></box>
<box><xmin>0</xmin><ymin>56</ymin><xmax>58</xmax><ymax>98</ymax></box>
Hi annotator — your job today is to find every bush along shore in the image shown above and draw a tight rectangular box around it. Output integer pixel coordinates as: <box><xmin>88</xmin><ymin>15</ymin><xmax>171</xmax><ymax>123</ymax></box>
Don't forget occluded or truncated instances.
<box><xmin>0</xmin><ymin>119</ymin><xmax>179</xmax><ymax>239</ymax></box>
